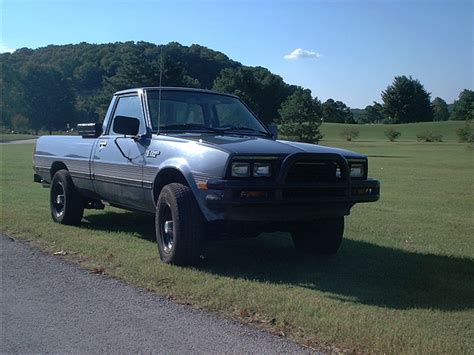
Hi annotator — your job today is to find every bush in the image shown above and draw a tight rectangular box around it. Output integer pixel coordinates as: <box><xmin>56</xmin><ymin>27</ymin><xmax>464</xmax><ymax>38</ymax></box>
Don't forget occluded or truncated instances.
<box><xmin>416</xmin><ymin>131</ymin><xmax>443</xmax><ymax>142</ymax></box>
<box><xmin>340</xmin><ymin>127</ymin><xmax>359</xmax><ymax>141</ymax></box>
<box><xmin>455</xmin><ymin>120</ymin><xmax>474</xmax><ymax>142</ymax></box>
<box><xmin>279</xmin><ymin>122</ymin><xmax>324</xmax><ymax>144</ymax></box>
<box><xmin>384</xmin><ymin>128</ymin><xmax>401</xmax><ymax>142</ymax></box>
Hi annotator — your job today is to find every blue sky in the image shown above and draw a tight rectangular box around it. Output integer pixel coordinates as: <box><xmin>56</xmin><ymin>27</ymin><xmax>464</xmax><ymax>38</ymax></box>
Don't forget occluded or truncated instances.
<box><xmin>2</xmin><ymin>0</ymin><xmax>473</xmax><ymax>108</ymax></box>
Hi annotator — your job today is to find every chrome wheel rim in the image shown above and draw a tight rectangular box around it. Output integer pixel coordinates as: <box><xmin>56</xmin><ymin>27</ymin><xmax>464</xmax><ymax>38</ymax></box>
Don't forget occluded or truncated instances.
<box><xmin>160</xmin><ymin>204</ymin><xmax>174</xmax><ymax>253</ymax></box>
<box><xmin>52</xmin><ymin>182</ymin><xmax>65</xmax><ymax>217</ymax></box>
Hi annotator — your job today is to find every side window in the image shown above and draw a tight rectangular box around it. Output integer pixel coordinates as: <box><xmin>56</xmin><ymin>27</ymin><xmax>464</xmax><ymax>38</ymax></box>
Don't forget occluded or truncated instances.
<box><xmin>109</xmin><ymin>95</ymin><xmax>144</xmax><ymax>135</ymax></box>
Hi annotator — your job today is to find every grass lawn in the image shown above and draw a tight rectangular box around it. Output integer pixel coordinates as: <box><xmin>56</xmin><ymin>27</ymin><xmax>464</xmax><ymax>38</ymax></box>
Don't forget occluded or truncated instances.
<box><xmin>320</xmin><ymin>121</ymin><xmax>466</xmax><ymax>142</ymax></box>
<box><xmin>0</xmin><ymin>133</ymin><xmax>37</xmax><ymax>142</ymax></box>
<box><xmin>1</xmin><ymin>132</ymin><xmax>473</xmax><ymax>353</ymax></box>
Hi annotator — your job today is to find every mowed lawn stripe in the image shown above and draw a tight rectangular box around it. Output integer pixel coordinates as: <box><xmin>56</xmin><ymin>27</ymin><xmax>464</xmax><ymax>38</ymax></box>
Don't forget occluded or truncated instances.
<box><xmin>1</xmin><ymin>141</ymin><xmax>473</xmax><ymax>353</ymax></box>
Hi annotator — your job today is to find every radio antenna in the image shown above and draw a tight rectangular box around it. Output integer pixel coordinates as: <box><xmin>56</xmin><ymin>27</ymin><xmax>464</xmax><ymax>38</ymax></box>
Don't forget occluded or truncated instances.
<box><xmin>157</xmin><ymin>45</ymin><xmax>164</xmax><ymax>132</ymax></box>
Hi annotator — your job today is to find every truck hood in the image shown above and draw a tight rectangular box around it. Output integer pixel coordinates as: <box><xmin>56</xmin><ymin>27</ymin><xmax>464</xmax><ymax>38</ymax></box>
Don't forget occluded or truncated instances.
<box><xmin>178</xmin><ymin>133</ymin><xmax>365</xmax><ymax>159</ymax></box>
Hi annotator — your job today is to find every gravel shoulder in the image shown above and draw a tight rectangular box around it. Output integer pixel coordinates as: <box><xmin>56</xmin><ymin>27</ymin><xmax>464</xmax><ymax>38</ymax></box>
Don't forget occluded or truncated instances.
<box><xmin>1</xmin><ymin>235</ymin><xmax>308</xmax><ymax>354</ymax></box>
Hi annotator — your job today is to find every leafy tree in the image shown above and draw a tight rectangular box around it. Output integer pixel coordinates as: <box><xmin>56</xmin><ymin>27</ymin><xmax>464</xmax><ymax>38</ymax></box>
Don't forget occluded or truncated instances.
<box><xmin>321</xmin><ymin>99</ymin><xmax>354</xmax><ymax>123</ymax></box>
<box><xmin>381</xmin><ymin>75</ymin><xmax>433</xmax><ymax>123</ymax></box>
<box><xmin>454</xmin><ymin>120</ymin><xmax>474</xmax><ymax>142</ymax></box>
<box><xmin>450</xmin><ymin>89</ymin><xmax>474</xmax><ymax>121</ymax></box>
<box><xmin>213</xmin><ymin>66</ymin><xmax>294</xmax><ymax>124</ymax></box>
<box><xmin>340</xmin><ymin>127</ymin><xmax>359</xmax><ymax>141</ymax></box>
<box><xmin>432</xmin><ymin>97</ymin><xmax>450</xmax><ymax>121</ymax></box>
<box><xmin>21</xmin><ymin>65</ymin><xmax>76</xmax><ymax>134</ymax></box>
<box><xmin>278</xmin><ymin>88</ymin><xmax>323</xmax><ymax>143</ymax></box>
<box><xmin>10</xmin><ymin>114</ymin><xmax>29</xmax><ymax>133</ymax></box>
<box><xmin>362</xmin><ymin>102</ymin><xmax>385</xmax><ymax>123</ymax></box>
<box><xmin>384</xmin><ymin>128</ymin><xmax>401</xmax><ymax>142</ymax></box>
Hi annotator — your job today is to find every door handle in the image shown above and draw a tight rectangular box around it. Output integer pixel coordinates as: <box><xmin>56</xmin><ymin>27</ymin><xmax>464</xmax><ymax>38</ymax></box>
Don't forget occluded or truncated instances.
<box><xmin>99</xmin><ymin>140</ymin><xmax>107</xmax><ymax>149</ymax></box>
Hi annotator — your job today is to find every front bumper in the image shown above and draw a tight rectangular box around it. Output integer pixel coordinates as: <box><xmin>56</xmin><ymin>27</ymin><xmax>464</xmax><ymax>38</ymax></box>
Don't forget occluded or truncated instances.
<box><xmin>202</xmin><ymin>178</ymin><xmax>380</xmax><ymax>221</ymax></box>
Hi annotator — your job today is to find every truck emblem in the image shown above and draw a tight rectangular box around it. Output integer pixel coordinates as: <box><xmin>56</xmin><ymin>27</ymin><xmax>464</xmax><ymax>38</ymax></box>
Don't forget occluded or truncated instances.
<box><xmin>146</xmin><ymin>150</ymin><xmax>160</xmax><ymax>158</ymax></box>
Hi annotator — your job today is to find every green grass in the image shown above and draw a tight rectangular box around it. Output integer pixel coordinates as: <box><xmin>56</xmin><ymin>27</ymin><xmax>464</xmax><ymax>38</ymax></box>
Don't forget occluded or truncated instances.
<box><xmin>0</xmin><ymin>133</ymin><xmax>37</xmax><ymax>142</ymax></box>
<box><xmin>1</xmin><ymin>141</ymin><xmax>473</xmax><ymax>353</ymax></box>
<box><xmin>320</xmin><ymin>121</ymin><xmax>465</xmax><ymax>142</ymax></box>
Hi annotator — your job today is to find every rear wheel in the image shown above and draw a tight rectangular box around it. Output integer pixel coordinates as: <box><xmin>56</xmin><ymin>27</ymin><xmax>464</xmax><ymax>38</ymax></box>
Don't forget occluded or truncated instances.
<box><xmin>291</xmin><ymin>217</ymin><xmax>344</xmax><ymax>255</ymax></box>
<box><xmin>155</xmin><ymin>183</ymin><xmax>204</xmax><ymax>265</ymax></box>
<box><xmin>50</xmin><ymin>169</ymin><xmax>84</xmax><ymax>225</ymax></box>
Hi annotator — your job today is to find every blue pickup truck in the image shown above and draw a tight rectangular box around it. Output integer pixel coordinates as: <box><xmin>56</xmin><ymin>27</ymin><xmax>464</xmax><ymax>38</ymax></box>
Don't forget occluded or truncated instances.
<box><xmin>34</xmin><ymin>87</ymin><xmax>380</xmax><ymax>265</ymax></box>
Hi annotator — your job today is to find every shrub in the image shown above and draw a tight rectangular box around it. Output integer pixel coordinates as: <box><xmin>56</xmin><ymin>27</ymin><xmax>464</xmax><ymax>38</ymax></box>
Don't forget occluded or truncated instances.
<box><xmin>416</xmin><ymin>131</ymin><xmax>443</xmax><ymax>142</ymax></box>
<box><xmin>455</xmin><ymin>120</ymin><xmax>474</xmax><ymax>143</ymax></box>
<box><xmin>279</xmin><ymin>122</ymin><xmax>324</xmax><ymax>144</ymax></box>
<box><xmin>340</xmin><ymin>127</ymin><xmax>359</xmax><ymax>141</ymax></box>
<box><xmin>384</xmin><ymin>128</ymin><xmax>401</xmax><ymax>142</ymax></box>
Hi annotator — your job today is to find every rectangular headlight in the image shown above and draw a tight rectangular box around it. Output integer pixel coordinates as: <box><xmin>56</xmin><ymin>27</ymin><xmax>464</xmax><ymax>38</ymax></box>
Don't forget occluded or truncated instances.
<box><xmin>231</xmin><ymin>162</ymin><xmax>250</xmax><ymax>177</ymax></box>
<box><xmin>253</xmin><ymin>163</ymin><xmax>271</xmax><ymax>177</ymax></box>
<box><xmin>350</xmin><ymin>164</ymin><xmax>364</xmax><ymax>178</ymax></box>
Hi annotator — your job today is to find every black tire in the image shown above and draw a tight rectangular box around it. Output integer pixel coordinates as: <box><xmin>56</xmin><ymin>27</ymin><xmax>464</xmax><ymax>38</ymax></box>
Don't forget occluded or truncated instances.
<box><xmin>291</xmin><ymin>217</ymin><xmax>344</xmax><ymax>255</ymax></box>
<box><xmin>155</xmin><ymin>183</ymin><xmax>204</xmax><ymax>265</ymax></box>
<box><xmin>50</xmin><ymin>169</ymin><xmax>84</xmax><ymax>225</ymax></box>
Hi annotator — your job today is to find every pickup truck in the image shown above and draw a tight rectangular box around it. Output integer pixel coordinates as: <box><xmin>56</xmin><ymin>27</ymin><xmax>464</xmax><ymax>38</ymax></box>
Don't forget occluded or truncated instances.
<box><xmin>34</xmin><ymin>87</ymin><xmax>380</xmax><ymax>265</ymax></box>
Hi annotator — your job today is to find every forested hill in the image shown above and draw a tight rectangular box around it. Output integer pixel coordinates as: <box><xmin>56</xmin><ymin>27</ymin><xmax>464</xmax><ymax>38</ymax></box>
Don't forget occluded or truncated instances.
<box><xmin>1</xmin><ymin>41</ymin><xmax>300</xmax><ymax>131</ymax></box>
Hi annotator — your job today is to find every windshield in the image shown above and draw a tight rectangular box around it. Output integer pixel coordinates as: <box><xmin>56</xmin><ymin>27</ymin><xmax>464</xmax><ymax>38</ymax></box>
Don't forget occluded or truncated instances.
<box><xmin>146</xmin><ymin>90</ymin><xmax>268</xmax><ymax>135</ymax></box>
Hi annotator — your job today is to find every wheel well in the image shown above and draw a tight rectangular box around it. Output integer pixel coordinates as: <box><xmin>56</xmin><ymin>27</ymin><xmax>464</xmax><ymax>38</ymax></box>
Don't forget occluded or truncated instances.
<box><xmin>153</xmin><ymin>168</ymin><xmax>189</xmax><ymax>203</ymax></box>
<box><xmin>50</xmin><ymin>161</ymin><xmax>68</xmax><ymax>179</ymax></box>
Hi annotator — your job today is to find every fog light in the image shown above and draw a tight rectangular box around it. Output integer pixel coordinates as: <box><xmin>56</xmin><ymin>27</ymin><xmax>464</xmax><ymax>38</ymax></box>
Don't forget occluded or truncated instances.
<box><xmin>240</xmin><ymin>190</ymin><xmax>267</xmax><ymax>198</ymax></box>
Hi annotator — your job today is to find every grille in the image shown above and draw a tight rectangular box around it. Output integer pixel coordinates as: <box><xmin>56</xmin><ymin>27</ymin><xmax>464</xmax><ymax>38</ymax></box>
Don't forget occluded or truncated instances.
<box><xmin>285</xmin><ymin>161</ymin><xmax>340</xmax><ymax>183</ymax></box>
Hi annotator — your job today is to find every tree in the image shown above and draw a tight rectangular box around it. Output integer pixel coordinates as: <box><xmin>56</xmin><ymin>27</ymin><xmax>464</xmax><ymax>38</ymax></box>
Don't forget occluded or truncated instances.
<box><xmin>278</xmin><ymin>88</ymin><xmax>323</xmax><ymax>143</ymax></box>
<box><xmin>21</xmin><ymin>65</ymin><xmax>76</xmax><ymax>134</ymax></box>
<box><xmin>11</xmin><ymin>114</ymin><xmax>29</xmax><ymax>133</ymax></box>
<box><xmin>384</xmin><ymin>128</ymin><xmax>401</xmax><ymax>142</ymax></box>
<box><xmin>340</xmin><ymin>127</ymin><xmax>359</xmax><ymax>141</ymax></box>
<box><xmin>450</xmin><ymin>89</ymin><xmax>474</xmax><ymax>121</ymax></box>
<box><xmin>321</xmin><ymin>99</ymin><xmax>354</xmax><ymax>123</ymax></box>
<box><xmin>381</xmin><ymin>75</ymin><xmax>433</xmax><ymax>123</ymax></box>
<box><xmin>213</xmin><ymin>66</ymin><xmax>294</xmax><ymax>124</ymax></box>
<box><xmin>432</xmin><ymin>97</ymin><xmax>450</xmax><ymax>121</ymax></box>
<box><xmin>362</xmin><ymin>102</ymin><xmax>385</xmax><ymax>123</ymax></box>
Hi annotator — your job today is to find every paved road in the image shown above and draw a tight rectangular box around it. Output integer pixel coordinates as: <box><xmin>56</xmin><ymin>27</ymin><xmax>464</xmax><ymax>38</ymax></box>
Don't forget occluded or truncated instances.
<box><xmin>0</xmin><ymin>235</ymin><xmax>308</xmax><ymax>354</ymax></box>
<box><xmin>0</xmin><ymin>138</ymin><xmax>37</xmax><ymax>144</ymax></box>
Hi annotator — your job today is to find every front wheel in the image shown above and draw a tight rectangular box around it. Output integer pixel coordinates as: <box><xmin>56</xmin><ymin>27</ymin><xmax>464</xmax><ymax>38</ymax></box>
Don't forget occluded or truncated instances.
<box><xmin>291</xmin><ymin>217</ymin><xmax>344</xmax><ymax>255</ymax></box>
<box><xmin>50</xmin><ymin>169</ymin><xmax>84</xmax><ymax>225</ymax></box>
<box><xmin>155</xmin><ymin>183</ymin><xmax>204</xmax><ymax>265</ymax></box>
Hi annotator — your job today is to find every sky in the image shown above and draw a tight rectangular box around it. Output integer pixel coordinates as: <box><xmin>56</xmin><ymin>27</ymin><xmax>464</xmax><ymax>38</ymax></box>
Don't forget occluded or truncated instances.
<box><xmin>1</xmin><ymin>0</ymin><xmax>473</xmax><ymax>108</ymax></box>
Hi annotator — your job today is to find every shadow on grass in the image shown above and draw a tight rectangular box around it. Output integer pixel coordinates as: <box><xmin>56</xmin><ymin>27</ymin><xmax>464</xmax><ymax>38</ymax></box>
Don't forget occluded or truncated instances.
<box><xmin>83</xmin><ymin>211</ymin><xmax>474</xmax><ymax>311</ymax></box>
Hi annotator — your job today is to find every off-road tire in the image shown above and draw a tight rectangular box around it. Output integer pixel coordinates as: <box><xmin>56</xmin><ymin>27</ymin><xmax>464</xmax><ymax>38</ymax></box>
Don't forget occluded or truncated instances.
<box><xmin>50</xmin><ymin>169</ymin><xmax>84</xmax><ymax>225</ymax></box>
<box><xmin>291</xmin><ymin>217</ymin><xmax>344</xmax><ymax>255</ymax></box>
<box><xmin>155</xmin><ymin>183</ymin><xmax>204</xmax><ymax>265</ymax></box>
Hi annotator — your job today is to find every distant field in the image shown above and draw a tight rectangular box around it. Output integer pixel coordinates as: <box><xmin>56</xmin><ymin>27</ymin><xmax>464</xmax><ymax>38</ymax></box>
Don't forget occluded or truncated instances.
<box><xmin>320</xmin><ymin>121</ymin><xmax>465</xmax><ymax>142</ymax></box>
<box><xmin>0</xmin><ymin>133</ymin><xmax>37</xmax><ymax>142</ymax></box>
<box><xmin>1</xmin><ymin>141</ymin><xmax>473</xmax><ymax>353</ymax></box>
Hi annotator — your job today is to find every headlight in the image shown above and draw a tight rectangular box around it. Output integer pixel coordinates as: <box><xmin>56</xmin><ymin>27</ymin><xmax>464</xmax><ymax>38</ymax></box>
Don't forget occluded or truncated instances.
<box><xmin>231</xmin><ymin>162</ymin><xmax>250</xmax><ymax>177</ymax></box>
<box><xmin>253</xmin><ymin>163</ymin><xmax>271</xmax><ymax>177</ymax></box>
<box><xmin>350</xmin><ymin>164</ymin><xmax>364</xmax><ymax>178</ymax></box>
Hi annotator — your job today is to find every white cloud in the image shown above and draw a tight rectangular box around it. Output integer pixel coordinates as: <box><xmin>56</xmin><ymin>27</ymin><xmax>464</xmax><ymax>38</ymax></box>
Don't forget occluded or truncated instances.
<box><xmin>284</xmin><ymin>48</ymin><xmax>322</xmax><ymax>60</ymax></box>
<box><xmin>0</xmin><ymin>43</ymin><xmax>16</xmax><ymax>54</ymax></box>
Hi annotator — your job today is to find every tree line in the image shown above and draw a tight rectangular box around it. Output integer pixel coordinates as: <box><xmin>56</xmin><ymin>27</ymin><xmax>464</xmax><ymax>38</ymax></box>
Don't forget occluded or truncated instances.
<box><xmin>1</xmin><ymin>41</ymin><xmax>472</xmax><ymax>138</ymax></box>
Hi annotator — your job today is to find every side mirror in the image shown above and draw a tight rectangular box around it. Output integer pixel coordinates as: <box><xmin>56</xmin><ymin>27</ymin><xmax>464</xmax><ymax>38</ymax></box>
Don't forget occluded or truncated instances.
<box><xmin>78</xmin><ymin>123</ymin><xmax>103</xmax><ymax>138</ymax></box>
<box><xmin>113</xmin><ymin>115</ymin><xmax>140</xmax><ymax>136</ymax></box>
<box><xmin>267</xmin><ymin>122</ymin><xmax>278</xmax><ymax>140</ymax></box>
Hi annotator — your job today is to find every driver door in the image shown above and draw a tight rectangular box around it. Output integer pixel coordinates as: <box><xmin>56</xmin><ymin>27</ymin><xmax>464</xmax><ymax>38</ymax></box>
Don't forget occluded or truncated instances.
<box><xmin>92</xmin><ymin>94</ymin><xmax>148</xmax><ymax>210</ymax></box>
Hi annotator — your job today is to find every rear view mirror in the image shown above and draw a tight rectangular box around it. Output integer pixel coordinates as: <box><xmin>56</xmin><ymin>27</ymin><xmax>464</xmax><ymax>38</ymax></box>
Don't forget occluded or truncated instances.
<box><xmin>113</xmin><ymin>115</ymin><xmax>140</xmax><ymax>136</ymax></box>
<box><xmin>78</xmin><ymin>123</ymin><xmax>103</xmax><ymax>138</ymax></box>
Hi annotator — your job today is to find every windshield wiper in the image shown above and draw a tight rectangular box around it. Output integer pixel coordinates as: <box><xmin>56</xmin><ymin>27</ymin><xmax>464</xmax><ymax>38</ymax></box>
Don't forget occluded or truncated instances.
<box><xmin>159</xmin><ymin>124</ymin><xmax>221</xmax><ymax>133</ymax></box>
<box><xmin>216</xmin><ymin>126</ymin><xmax>273</xmax><ymax>137</ymax></box>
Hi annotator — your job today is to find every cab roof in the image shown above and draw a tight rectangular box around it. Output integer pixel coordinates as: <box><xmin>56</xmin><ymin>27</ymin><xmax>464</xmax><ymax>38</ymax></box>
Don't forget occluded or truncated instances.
<box><xmin>114</xmin><ymin>87</ymin><xmax>238</xmax><ymax>98</ymax></box>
